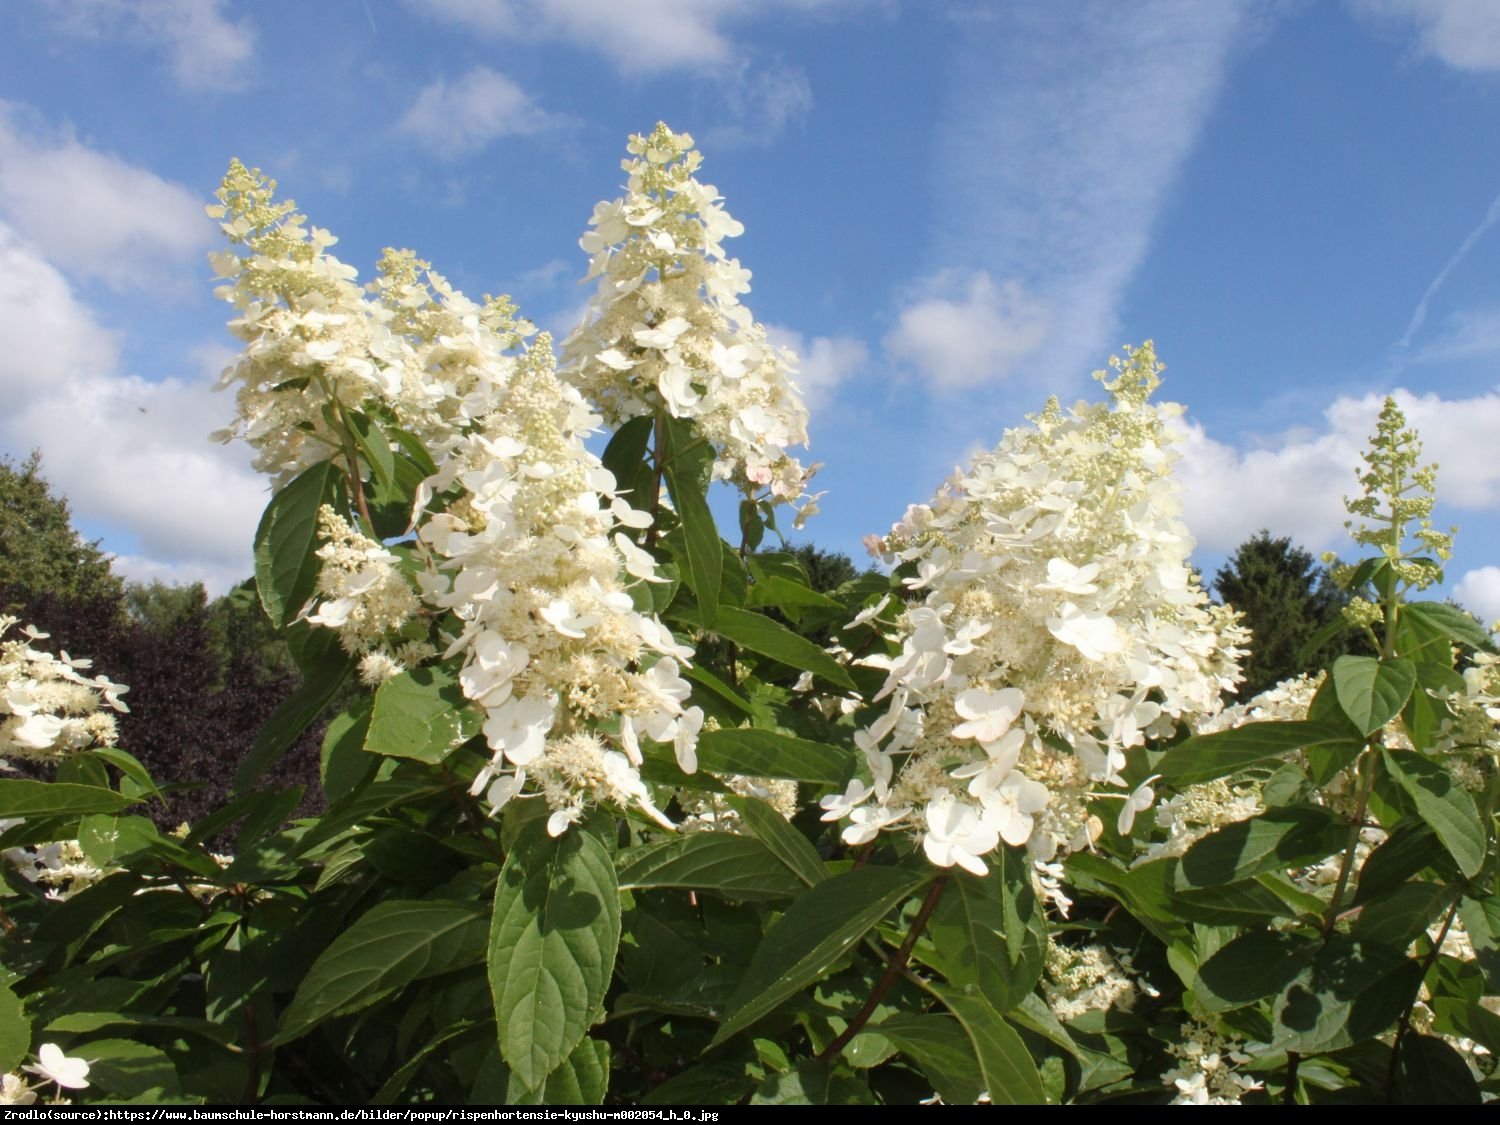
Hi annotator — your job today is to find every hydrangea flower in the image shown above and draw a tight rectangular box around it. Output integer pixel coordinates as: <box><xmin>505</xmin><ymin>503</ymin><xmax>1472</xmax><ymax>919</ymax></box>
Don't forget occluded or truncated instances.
<box><xmin>836</xmin><ymin>345</ymin><xmax>1248</xmax><ymax>868</ymax></box>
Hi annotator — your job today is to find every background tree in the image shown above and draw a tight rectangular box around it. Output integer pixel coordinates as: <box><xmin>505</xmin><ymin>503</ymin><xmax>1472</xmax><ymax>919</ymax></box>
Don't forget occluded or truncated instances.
<box><xmin>0</xmin><ymin>452</ymin><xmax>123</xmax><ymax>611</ymax></box>
<box><xmin>1211</xmin><ymin>529</ymin><xmax>1353</xmax><ymax>698</ymax></box>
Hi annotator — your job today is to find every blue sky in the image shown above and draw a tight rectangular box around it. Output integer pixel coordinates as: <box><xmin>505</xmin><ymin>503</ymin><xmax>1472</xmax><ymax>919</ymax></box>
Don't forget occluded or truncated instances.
<box><xmin>3</xmin><ymin>0</ymin><xmax>1500</xmax><ymax>621</ymax></box>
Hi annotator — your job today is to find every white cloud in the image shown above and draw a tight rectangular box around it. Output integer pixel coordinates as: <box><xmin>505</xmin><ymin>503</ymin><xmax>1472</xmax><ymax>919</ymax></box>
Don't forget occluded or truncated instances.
<box><xmin>36</xmin><ymin>0</ymin><xmax>256</xmax><ymax>90</ymax></box>
<box><xmin>764</xmin><ymin>324</ymin><xmax>868</xmax><ymax>410</ymax></box>
<box><xmin>398</xmin><ymin>67</ymin><xmax>565</xmax><ymax>156</ymax></box>
<box><xmin>1397</xmin><ymin>190</ymin><xmax>1500</xmax><ymax>349</ymax></box>
<box><xmin>1349</xmin><ymin>0</ymin><xmax>1500</xmax><ymax>72</ymax></box>
<box><xmin>883</xmin><ymin>270</ymin><xmax>1050</xmax><ymax>390</ymax></box>
<box><xmin>1454</xmin><ymin>567</ymin><xmax>1500</xmax><ymax>625</ymax></box>
<box><xmin>915</xmin><ymin>3</ymin><xmax>1255</xmax><ymax>393</ymax></box>
<box><xmin>0</xmin><ymin>106</ymin><xmax>215</xmax><ymax>290</ymax></box>
<box><xmin>0</xmin><ymin>225</ymin><xmax>119</xmax><ymax>396</ymax></box>
<box><xmin>0</xmin><ymin>221</ymin><xmax>262</xmax><ymax>593</ymax></box>
<box><xmin>1174</xmin><ymin>386</ymin><xmax>1500</xmax><ymax>554</ymax></box>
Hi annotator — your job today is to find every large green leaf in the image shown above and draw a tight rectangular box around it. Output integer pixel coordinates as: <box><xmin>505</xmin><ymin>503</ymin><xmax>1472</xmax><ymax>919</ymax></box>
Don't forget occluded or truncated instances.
<box><xmin>662</xmin><ymin>421</ymin><xmax>721</xmax><ymax>626</ymax></box>
<box><xmin>600</xmin><ymin>415</ymin><xmax>656</xmax><ymax>516</ymax></box>
<box><xmin>1333</xmin><ymin>655</ymin><xmax>1416</xmax><ymax>736</ymax></box>
<box><xmin>1393</xmin><ymin>1034</ymin><xmax>1483</xmax><ymax>1104</ymax></box>
<box><xmin>1195</xmin><ymin>931</ymin><xmax>1320</xmax><ymax>1012</ymax></box>
<box><xmin>489</xmin><ymin>824</ymin><xmax>621</xmax><ymax>1090</ymax></box>
<box><xmin>932</xmin><ymin>988</ymin><xmax>1047</xmax><ymax>1105</ymax></box>
<box><xmin>1383</xmin><ymin>749</ymin><xmax>1486</xmax><ymax>878</ymax></box>
<box><xmin>1353</xmin><ymin>882</ymin><xmax>1455</xmax><ymax>950</ymax></box>
<box><xmin>872</xmin><ymin>1014</ymin><xmax>985</xmax><ymax>1105</ymax></box>
<box><xmin>1170</xmin><ymin>879</ymin><xmax>1301</xmax><ymax>926</ymax></box>
<box><xmin>320</xmin><ymin>698</ymin><xmax>376</xmax><ymax>803</ymax></box>
<box><xmin>0</xmin><ymin>779</ymin><xmax>133</xmax><ymax>818</ymax></box>
<box><xmin>1270</xmin><ymin>936</ymin><xmax>1421</xmax><ymax>1053</ymax></box>
<box><xmin>725</xmin><ymin>794</ymin><xmax>828</xmax><ymax>887</ymax></box>
<box><xmin>0</xmin><ymin>985</ymin><xmax>26</xmax><ymax>1073</ymax></box>
<box><xmin>1178</xmin><ymin>806</ymin><xmax>1346</xmax><ymax>887</ymax></box>
<box><xmin>1157</xmin><ymin>721</ymin><xmax>1361</xmax><ymax>787</ymax></box>
<box><xmin>232</xmin><ymin>639</ymin><xmax>352</xmax><ymax>790</ymax></box>
<box><xmin>695</xmin><ymin>728</ymin><xmax>851</xmax><ymax>785</ymax></box>
<box><xmin>505</xmin><ymin>1038</ymin><xmax>611</xmax><ymax>1106</ymax></box>
<box><xmin>711</xmin><ymin>865</ymin><xmax>931</xmax><ymax>1046</ymax></box>
<box><xmin>254</xmin><ymin>460</ymin><xmax>341</xmax><ymax>627</ymax></box>
<box><xmin>745</xmin><ymin>575</ymin><xmax>843</xmax><ymax>613</ymax></box>
<box><xmin>365</xmin><ymin>665</ymin><xmax>481</xmax><ymax>764</ymax></box>
<box><xmin>1401</xmin><ymin>600</ymin><xmax>1497</xmax><ymax>655</ymax></box>
<box><xmin>275</xmin><ymin>900</ymin><xmax>488</xmax><ymax>1042</ymax></box>
<box><xmin>76</xmin><ymin>814</ymin><xmax>219</xmax><ymax>877</ymax></box>
<box><xmin>81</xmin><ymin>1039</ymin><xmax>180</xmax><ymax>1100</ymax></box>
<box><xmin>1355</xmin><ymin>821</ymin><xmax>1455</xmax><ymax>903</ymax></box>
<box><xmin>750</xmin><ymin>1060</ymin><xmax>873</xmax><ymax>1104</ymax></box>
<box><xmin>710</xmin><ymin>606</ymin><xmax>855</xmax><ymax>689</ymax></box>
<box><xmin>924</xmin><ymin>854</ymin><xmax>1046</xmax><ymax>1012</ymax></box>
<box><xmin>617</xmin><ymin>834</ymin><xmax>803</xmax><ymax>900</ymax></box>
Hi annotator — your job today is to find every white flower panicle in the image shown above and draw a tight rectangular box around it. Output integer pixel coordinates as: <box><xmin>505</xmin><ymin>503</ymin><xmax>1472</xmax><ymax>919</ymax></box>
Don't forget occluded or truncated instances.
<box><xmin>210</xmin><ymin>162</ymin><xmax>525</xmax><ymax>487</ymax></box>
<box><xmin>416</xmin><ymin>333</ymin><xmax>699</xmax><ymax>832</ymax></box>
<box><xmin>1</xmin><ymin>617</ymin><xmax>129</xmax><ymax>766</ymax></box>
<box><xmin>837</xmin><ymin>345</ymin><xmax>1248</xmax><ymax>871</ymax></box>
<box><xmin>562</xmin><ymin>123</ymin><xmax>819</xmax><ymax>518</ymax></box>
<box><xmin>1160</xmin><ymin>1021</ymin><xmax>1261</xmax><ymax>1105</ymax></box>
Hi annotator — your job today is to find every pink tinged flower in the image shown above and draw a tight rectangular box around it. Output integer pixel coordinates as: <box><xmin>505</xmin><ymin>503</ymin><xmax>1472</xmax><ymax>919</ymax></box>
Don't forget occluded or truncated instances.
<box><xmin>1047</xmin><ymin>603</ymin><xmax>1127</xmax><ymax>662</ymax></box>
<box><xmin>921</xmin><ymin>791</ymin><xmax>1000</xmax><ymax>876</ymax></box>
<box><xmin>483</xmin><ymin>695</ymin><xmax>554</xmax><ymax>766</ymax></box>
<box><xmin>951</xmin><ymin>687</ymin><xmax>1025</xmax><ymax>745</ymax></box>
<box><xmin>25</xmin><ymin>1043</ymin><xmax>89</xmax><ymax>1090</ymax></box>
<box><xmin>1116</xmin><ymin>776</ymin><xmax>1159</xmax><ymax>836</ymax></box>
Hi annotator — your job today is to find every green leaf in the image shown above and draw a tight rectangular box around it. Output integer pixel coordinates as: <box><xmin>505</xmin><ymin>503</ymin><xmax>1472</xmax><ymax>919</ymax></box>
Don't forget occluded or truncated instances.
<box><xmin>662</xmin><ymin>422</ymin><xmax>721</xmax><ymax>626</ymax></box>
<box><xmin>233</xmin><ymin>639</ymin><xmax>352</xmax><ymax>790</ymax></box>
<box><xmin>725</xmin><ymin>794</ymin><xmax>829</xmax><ymax>887</ymax></box>
<box><xmin>0</xmin><ymin>778</ymin><xmax>134</xmax><ymax>818</ymax></box>
<box><xmin>506</xmin><ymin>1037</ymin><xmax>611</xmax><ymax>1106</ymax></box>
<box><xmin>1355</xmin><ymin>822</ymin><xmax>1454</xmax><ymax>903</ymax></box>
<box><xmin>617</xmin><ymin>834</ymin><xmax>803</xmax><ymax>900</ymax></box>
<box><xmin>932</xmin><ymin>988</ymin><xmax>1047</xmax><ymax>1105</ymax></box>
<box><xmin>600</xmin><ymin>415</ymin><xmax>655</xmax><ymax>514</ymax></box>
<box><xmin>711</xmin><ymin>866</ymin><xmax>931</xmax><ymax>1046</ymax></box>
<box><xmin>1171</xmin><ymin>879</ymin><xmax>1302</xmax><ymax>926</ymax></box>
<box><xmin>320</xmin><ymin>697</ymin><xmax>376</xmax><ymax>803</ymax></box>
<box><xmin>924</xmin><ymin>854</ymin><xmax>1046</xmax><ymax>1012</ymax></box>
<box><xmin>489</xmin><ymin>824</ymin><xmax>621</xmax><ymax>1091</ymax></box>
<box><xmin>1333</xmin><ymin>655</ymin><xmax>1416</xmax><ymax>736</ymax></box>
<box><xmin>371</xmin><ymin>1022</ymin><xmax>482</xmax><ymax>1104</ymax></box>
<box><xmin>710</xmin><ymin>606</ymin><xmax>855</xmax><ymax>689</ymax></box>
<box><xmin>750</xmin><ymin>1059</ymin><xmax>873</xmax><ymax>1104</ymax></box>
<box><xmin>1271</xmin><ymin>936</ymin><xmax>1420</xmax><ymax>1053</ymax></box>
<box><xmin>1383</xmin><ymin>749</ymin><xmax>1486</xmax><ymax>878</ymax></box>
<box><xmin>275</xmin><ymin>900</ymin><xmax>488</xmax><ymax>1043</ymax></box>
<box><xmin>1401</xmin><ymin>600</ymin><xmax>1497</xmax><ymax>655</ymax></box>
<box><xmin>367</xmin><ymin>451</ymin><xmax>430</xmax><ymax>539</ymax></box>
<box><xmin>366</xmin><ymin>665</ymin><xmax>481</xmax><ymax>764</ymax></box>
<box><xmin>873</xmin><ymin>1014</ymin><xmax>986</xmax><ymax>1105</ymax></box>
<box><xmin>254</xmin><ymin>460</ymin><xmax>341</xmax><ymax>627</ymax></box>
<box><xmin>1353</xmin><ymin>882</ymin><xmax>1454</xmax><ymax>949</ymax></box>
<box><xmin>347</xmin><ymin>409</ymin><xmax>395</xmax><ymax>486</ymax></box>
<box><xmin>76</xmin><ymin>814</ymin><xmax>219</xmax><ymax>877</ymax></box>
<box><xmin>1178</xmin><ymin>806</ymin><xmax>1346</xmax><ymax>887</ymax></box>
<box><xmin>1393</xmin><ymin>1034</ymin><xmax>1483</xmax><ymax>1104</ymax></box>
<box><xmin>1195</xmin><ymin>931</ymin><xmax>1320</xmax><ymax>1012</ymax></box>
<box><xmin>0</xmin><ymin>985</ymin><xmax>26</xmax><ymax>1073</ymax></box>
<box><xmin>1157</xmin><ymin>721</ymin><xmax>1362</xmax><ymax>787</ymax></box>
<box><xmin>695</xmin><ymin>728</ymin><xmax>851</xmax><ymax>785</ymax></box>
<box><xmin>745</xmin><ymin>575</ymin><xmax>843</xmax><ymax>613</ymax></box>
<box><xmin>86</xmin><ymin>747</ymin><xmax>165</xmax><ymax>806</ymax></box>
<box><xmin>81</xmin><ymin>1038</ymin><xmax>180</xmax><ymax>1100</ymax></box>
<box><xmin>640</xmin><ymin>1061</ymin><xmax>758</xmax><ymax>1106</ymax></box>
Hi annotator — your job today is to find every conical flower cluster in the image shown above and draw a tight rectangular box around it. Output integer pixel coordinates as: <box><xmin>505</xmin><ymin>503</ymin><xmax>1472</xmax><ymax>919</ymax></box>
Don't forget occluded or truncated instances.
<box><xmin>831</xmin><ymin>345</ymin><xmax>1248</xmax><ymax>872</ymax></box>
<box><xmin>562</xmin><ymin>124</ymin><xmax>818</xmax><ymax>517</ymax></box>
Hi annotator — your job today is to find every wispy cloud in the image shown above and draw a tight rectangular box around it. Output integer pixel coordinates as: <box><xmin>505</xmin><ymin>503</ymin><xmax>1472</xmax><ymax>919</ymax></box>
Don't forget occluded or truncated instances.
<box><xmin>1348</xmin><ymin>0</ymin><xmax>1500</xmax><ymax>72</ymax></box>
<box><xmin>398</xmin><ymin>67</ymin><xmax>568</xmax><ymax>156</ymax></box>
<box><xmin>764</xmin><ymin>324</ymin><xmax>868</xmax><ymax>411</ymax></box>
<box><xmin>0</xmin><ymin>104</ymin><xmax>215</xmax><ymax>291</ymax></box>
<box><xmin>1407</xmin><ymin>302</ymin><xmax>1500</xmax><ymax>363</ymax></box>
<box><xmin>34</xmin><ymin>0</ymin><xmax>256</xmax><ymax>91</ymax></box>
<box><xmin>1396</xmin><ymin>189</ymin><xmax>1500</xmax><ymax>349</ymax></box>
<box><xmin>705</xmin><ymin>62</ymin><xmax>814</xmax><ymax>148</ymax></box>
<box><xmin>895</xmin><ymin>2</ymin><xmax>1256</xmax><ymax>393</ymax></box>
